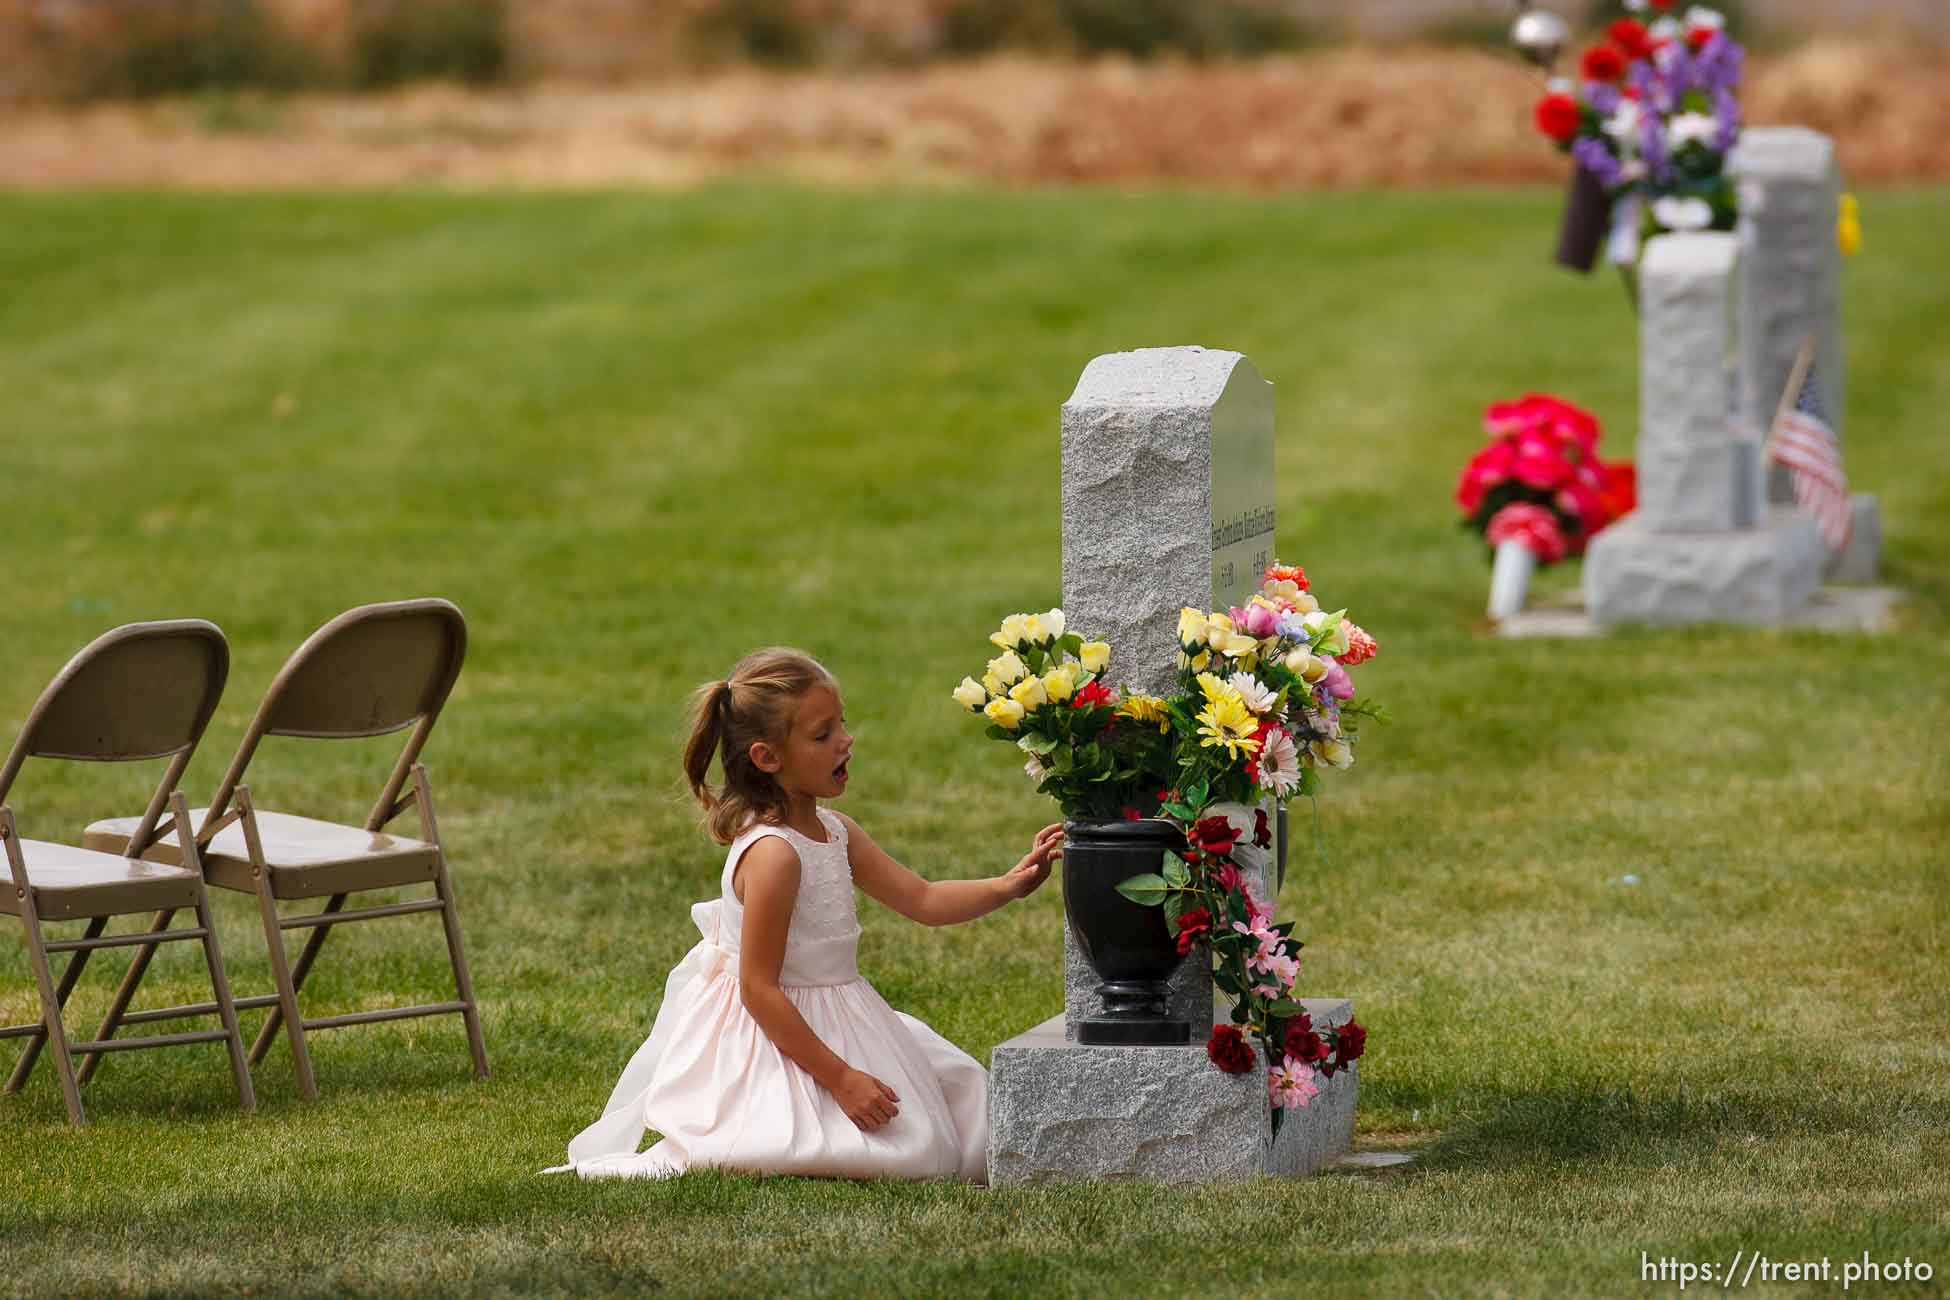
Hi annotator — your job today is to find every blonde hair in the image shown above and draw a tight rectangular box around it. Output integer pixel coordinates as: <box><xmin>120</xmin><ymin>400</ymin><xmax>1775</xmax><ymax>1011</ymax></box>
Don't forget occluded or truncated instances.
<box><xmin>683</xmin><ymin>647</ymin><xmax>839</xmax><ymax>845</ymax></box>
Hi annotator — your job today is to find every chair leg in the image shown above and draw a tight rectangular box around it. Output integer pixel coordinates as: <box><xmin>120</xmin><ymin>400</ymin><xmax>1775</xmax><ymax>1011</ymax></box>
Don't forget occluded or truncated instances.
<box><xmin>415</xmin><ymin>767</ymin><xmax>488</xmax><ymax>1080</ymax></box>
<box><xmin>75</xmin><ymin>909</ymin><xmax>174</xmax><ymax>1086</ymax></box>
<box><xmin>192</xmin><ymin>886</ymin><xmax>255</xmax><ymax>1112</ymax></box>
<box><xmin>247</xmin><ymin>893</ymin><xmax>343</xmax><ymax>1067</ymax></box>
<box><xmin>7</xmin><ymin>915</ymin><xmax>105</xmax><ymax>1094</ymax></box>
<box><xmin>251</xmin><ymin>876</ymin><xmax>318</xmax><ymax>1102</ymax></box>
<box><xmin>15</xmin><ymin>907</ymin><xmax>86</xmax><ymax>1124</ymax></box>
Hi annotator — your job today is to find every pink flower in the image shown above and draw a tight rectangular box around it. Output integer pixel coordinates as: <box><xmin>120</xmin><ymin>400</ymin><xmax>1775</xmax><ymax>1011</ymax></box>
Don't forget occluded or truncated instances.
<box><xmin>1232</xmin><ymin>602</ymin><xmax>1280</xmax><ymax>638</ymax></box>
<box><xmin>1268</xmin><ymin>1056</ymin><xmax>1320</xmax><ymax>1110</ymax></box>
<box><xmin>1340</xmin><ymin>623</ymin><xmax>1377</xmax><ymax>667</ymax></box>
<box><xmin>1319</xmin><ymin>662</ymin><xmax>1355</xmax><ymax>702</ymax></box>
<box><xmin>1486</xmin><ymin>502</ymin><xmax>1569</xmax><ymax>565</ymax></box>
<box><xmin>1212</xmin><ymin>861</ymin><xmax>1244</xmax><ymax>896</ymax></box>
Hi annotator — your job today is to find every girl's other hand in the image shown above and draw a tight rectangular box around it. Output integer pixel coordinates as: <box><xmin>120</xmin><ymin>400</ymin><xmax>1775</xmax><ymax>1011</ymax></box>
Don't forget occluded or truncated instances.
<box><xmin>1000</xmin><ymin>823</ymin><xmax>1064</xmax><ymax>900</ymax></box>
<box><xmin>834</xmin><ymin>1068</ymin><xmax>901</xmax><ymax>1131</ymax></box>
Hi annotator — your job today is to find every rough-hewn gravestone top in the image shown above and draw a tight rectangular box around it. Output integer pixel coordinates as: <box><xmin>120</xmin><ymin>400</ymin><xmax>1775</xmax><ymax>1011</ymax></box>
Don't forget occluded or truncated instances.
<box><xmin>1065</xmin><ymin>346</ymin><xmax>1251</xmax><ymax>409</ymax></box>
<box><xmin>1730</xmin><ymin>125</ymin><xmax>1835</xmax><ymax>179</ymax></box>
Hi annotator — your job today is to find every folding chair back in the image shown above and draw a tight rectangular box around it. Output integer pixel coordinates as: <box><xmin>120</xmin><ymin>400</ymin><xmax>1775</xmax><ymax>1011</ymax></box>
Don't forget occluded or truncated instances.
<box><xmin>202</xmin><ymin>598</ymin><xmax>465</xmax><ymax>841</ymax></box>
<box><xmin>1</xmin><ymin>621</ymin><xmax>252</xmax><ymax>1124</ymax></box>
<box><xmin>0</xmin><ymin>620</ymin><xmax>228</xmax><ymax>854</ymax></box>
<box><xmin>79</xmin><ymin>598</ymin><xmax>488</xmax><ymax>1101</ymax></box>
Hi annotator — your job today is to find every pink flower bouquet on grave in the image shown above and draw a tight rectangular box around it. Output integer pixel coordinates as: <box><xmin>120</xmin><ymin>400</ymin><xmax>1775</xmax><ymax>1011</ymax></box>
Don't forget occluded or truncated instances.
<box><xmin>950</xmin><ymin>563</ymin><xmax>1380</xmax><ymax>1103</ymax></box>
<box><xmin>1457</xmin><ymin>394</ymin><xmax>1636</xmax><ymax>618</ymax></box>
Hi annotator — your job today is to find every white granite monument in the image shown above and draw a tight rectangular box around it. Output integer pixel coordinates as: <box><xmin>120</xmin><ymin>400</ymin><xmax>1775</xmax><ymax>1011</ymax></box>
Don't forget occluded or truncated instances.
<box><xmin>1731</xmin><ymin>125</ymin><xmax>1880</xmax><ymax>582</ymax></box>
<box><xmin>1584</xmin><ymin>234</ymin><xmax>1825</xmax><ymax>625</ymax></box>
<box><xmin>987</xmin><ymin>346</ymin><xmax>1358</xmax><ymax>1184</ymax></box>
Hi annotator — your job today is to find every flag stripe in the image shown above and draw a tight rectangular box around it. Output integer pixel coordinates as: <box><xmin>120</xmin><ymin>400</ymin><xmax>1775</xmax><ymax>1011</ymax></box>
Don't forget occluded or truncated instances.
<box><xmin>1766</xmin><ymin>352</ymin><xmax>1851</xmax><ymax>550</ymax></box>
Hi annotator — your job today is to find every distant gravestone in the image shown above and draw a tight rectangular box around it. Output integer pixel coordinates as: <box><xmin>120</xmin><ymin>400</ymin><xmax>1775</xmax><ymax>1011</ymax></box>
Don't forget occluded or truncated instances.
<box><xmin>1058</xmin><ymin>346</ymin><xmax>1274</xmax><ymax>1039</ymax></box>
<box><xmin>1732</xmin><ymin>126</ymin><xmax>1880</xmax><ymax>581</ymax></box>
<box><xmin>1585</xmin><ymin>233</ymin><xmax>1824</xmax><ymax>624</ymax></box>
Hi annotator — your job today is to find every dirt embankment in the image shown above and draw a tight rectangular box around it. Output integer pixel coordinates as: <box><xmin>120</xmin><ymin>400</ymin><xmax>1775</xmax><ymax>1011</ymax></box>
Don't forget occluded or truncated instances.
<box><xmin>1</xmin><ymin>43</ymin><xmax>1942</xmax><ymax>190</ymax></box>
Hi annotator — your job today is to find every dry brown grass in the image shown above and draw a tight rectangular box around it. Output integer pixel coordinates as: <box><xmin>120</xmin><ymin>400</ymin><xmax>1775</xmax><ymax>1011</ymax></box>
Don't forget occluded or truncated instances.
<box><xmin>3</xmin><ymin>42</ymin><xmax>1945</xmax><ymax>190</ymax></box>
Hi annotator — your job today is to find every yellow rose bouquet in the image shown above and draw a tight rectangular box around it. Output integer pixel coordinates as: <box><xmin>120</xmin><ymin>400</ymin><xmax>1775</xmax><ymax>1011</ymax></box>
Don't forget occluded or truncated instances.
<box><xmin>950</xmin><ymin>609</ymin><xmax>1174</xmax><ymax>820</ymax></box>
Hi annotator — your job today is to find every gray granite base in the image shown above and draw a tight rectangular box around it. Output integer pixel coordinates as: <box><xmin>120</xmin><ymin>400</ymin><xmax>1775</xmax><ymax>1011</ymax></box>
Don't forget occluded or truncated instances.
<box><xmin>989</xmin><ymin>999</ymin><xmax>1356</xmax><ymax>1185</ymax></box>
<box><xmin>1497</xmin><ymin>584</ymin><xmax>1901</xmax><ymax>638</ymax></box>
<box><xmin>1583</xmin><ymin>506</ymin><xmax>1824</xmax><ymax>626</ymax></box>
<box><xmin>1826</xmin><ymin>493</ymin><xmax>1882</xmax><ymax>584</ymax></box>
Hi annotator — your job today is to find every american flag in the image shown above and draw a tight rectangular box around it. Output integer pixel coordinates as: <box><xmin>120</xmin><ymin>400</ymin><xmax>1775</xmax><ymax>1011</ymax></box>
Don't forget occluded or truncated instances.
<box><xmin>1767</xmin><ymin>352</ymin><xmax>1852</xmax><ymax>550</ymax></box>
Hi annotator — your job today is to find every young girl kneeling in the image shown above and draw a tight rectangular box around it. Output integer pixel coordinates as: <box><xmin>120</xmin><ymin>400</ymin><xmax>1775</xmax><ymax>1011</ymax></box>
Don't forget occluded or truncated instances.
<box><xmin>553</xmin><ymin>647</ymin><xmax>1061</xmax><ymax>1182</ymax></box>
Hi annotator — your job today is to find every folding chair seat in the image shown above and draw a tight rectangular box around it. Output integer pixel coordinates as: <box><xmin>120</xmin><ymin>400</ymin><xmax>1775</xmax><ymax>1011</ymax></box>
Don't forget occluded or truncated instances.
<box><xmin>1</xmin><ymin>621</ymin><xmax>254</xmax><ymax>1126</ymax></box>
<box><xmin>86</xmin><ymin>809</ymin><xmax>438</xmax><ymax>900</ymax></box>
<box><xmin>82</xmin><ymin>599</ymin><xmax>488</xmax><ymax>1101</ymax></box>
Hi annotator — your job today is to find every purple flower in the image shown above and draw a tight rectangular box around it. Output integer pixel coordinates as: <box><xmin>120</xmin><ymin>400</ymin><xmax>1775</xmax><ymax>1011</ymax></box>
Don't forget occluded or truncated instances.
<box><xmin>1694</xmin><ymin>33</ymin><xmax>1744</xmax><ymax>92</ymax></box>
<box><xmin>1628</xmin><ymin>60</ymin><xmax>1669</xmax><ymax>115</ymax></box>
<box><xmin>1573</xmin><ymin>135</ymin><xmax>1624</xmax><ymax>189</ymax></box>
<box><xmin>1712</xmin><ymin>87</ymin><xmax>1740</xmax><ymax>153</ymax></box>
<box><xmin>1640</xmin><ymin>111</ymin><xmax>1673</xmax><ymax>185</ymax></box>
<box><xmin>1584</xmin><ymin>81</ymin><xmax>1622</xmax><ymax>116</ymax></box>
<box><xmin>1654</xmin><ymin>41</ymin><xmax>1695</xmax><ymax>96</ymax></box>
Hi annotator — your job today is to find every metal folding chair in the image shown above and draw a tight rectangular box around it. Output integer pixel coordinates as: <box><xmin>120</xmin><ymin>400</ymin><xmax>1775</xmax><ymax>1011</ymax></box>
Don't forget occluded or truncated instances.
<box><xmin>2</xmin><ymin>621</ymin><xmax>254</xmax><ymax>1125</ymax></box>
<box><xmin>83</xmin><ymin>599</ymin><xmax>487</xmax><ymax>1101</ymax></box>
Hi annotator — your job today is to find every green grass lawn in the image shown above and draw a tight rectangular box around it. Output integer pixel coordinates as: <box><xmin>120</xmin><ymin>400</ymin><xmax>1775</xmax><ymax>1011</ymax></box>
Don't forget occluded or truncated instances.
<box><xmin>1</xmin><ymin>185</ymin><xmax>1946</xmax><ymax>1299</ymax></box>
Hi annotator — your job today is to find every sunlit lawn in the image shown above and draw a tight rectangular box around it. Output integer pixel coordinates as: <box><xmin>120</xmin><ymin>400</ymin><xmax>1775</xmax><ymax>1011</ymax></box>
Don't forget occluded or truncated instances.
<box><xmin>1</xmin><ymin>185</ymin><xmax>1946</xmax><ymax>1298</ymax></box>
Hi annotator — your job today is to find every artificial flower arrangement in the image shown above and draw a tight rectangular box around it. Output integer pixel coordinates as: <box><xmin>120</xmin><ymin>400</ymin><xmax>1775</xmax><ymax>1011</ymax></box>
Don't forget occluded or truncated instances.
<box><xmin>951</xmin><ymin>563</ymin><xmax>1378</xmax><ymax>1113</ymax></box>
<box><xmin>1457</xmin><ymin>393</ymin><xmax>1635</xmax><ymax>564</ymax></box>
<box><xmin>1532</xmin><ymin>2</ymin><xmax>1744</xmax><ymax>249</ymax></box>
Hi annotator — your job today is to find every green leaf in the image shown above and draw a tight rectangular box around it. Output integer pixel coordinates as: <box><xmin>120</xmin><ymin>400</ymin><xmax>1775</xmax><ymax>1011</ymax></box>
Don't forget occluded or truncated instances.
<box><xmin>1113</xmin><ymin>874</ymin><xmax>1169</xmax><ymax>907</ymax></box>
<box><xmin>1265</xmin><ymin>999</ymin><xmax>1310</xmax><ymax>1017</ymax></box>
<box><xmin>1162</xmin><ymin>891</ymin><xmax>1186</xmax><ymax>928</ymax></box>
<box><xmin>1161</xmin><ymin>801</ymin><xmax>1197</xmax><ymax>822</ymax></box>
<box><xmin>1163</xmin><ymin>856</ymin><xmax>1190</xmax><ymax>887</ymax></box>
<box><xmin>1022</xmin><ymin>732</ymin><xmax>1061</xmax><ymax>756</ymax></box>
<box><xmin>1185</xmin><ymin>777</ymin><xmax>1210</xmax><ymax>807</ymax></box>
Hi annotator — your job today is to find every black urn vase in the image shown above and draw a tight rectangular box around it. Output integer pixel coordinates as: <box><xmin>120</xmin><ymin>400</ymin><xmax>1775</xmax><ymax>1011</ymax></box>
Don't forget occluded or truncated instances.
<box><xmin>1062</xmin><ymin>817</ymin><xmax>1191</xmax><ymax>1046</ymax></box>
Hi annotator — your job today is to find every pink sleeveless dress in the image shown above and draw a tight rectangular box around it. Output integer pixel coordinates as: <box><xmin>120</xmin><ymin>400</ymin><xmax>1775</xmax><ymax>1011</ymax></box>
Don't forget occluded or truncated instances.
<box><xmin>553</xmin><ymin>807</ymin><xmax>989</xmax><ymax>1181</ymax></box>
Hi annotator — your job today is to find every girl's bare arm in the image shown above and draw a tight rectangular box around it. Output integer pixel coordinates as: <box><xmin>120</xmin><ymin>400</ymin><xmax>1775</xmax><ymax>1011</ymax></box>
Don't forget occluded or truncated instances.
<box><xmin>837</xmin><ymin>812</ymin><xmax>1062</xmax><ymax>927</ymax></box>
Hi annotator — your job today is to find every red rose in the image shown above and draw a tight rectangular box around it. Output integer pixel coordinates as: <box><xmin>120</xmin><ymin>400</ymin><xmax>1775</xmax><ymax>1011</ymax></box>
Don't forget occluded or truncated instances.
<box><xmin>1337</xmin><ymin>1019</ymin><xmax>1367</xmax><ymax>1063</ymax></box>
<box><xmin>1579</xmin><ymin>43</ymin><xmax>1625</xmax><ymax>83</ymax></box>
<box><xmin>1607</xmin><ymin>18</ymin><xmax>1650</xmax><ymax>59</ymax></box>
<box><xmin>1290</xmin><ymin>1029</ymin><xmax>1331</xmax><ymax>1065</ymax></box>
<box><xmin>1648</xmin><ymin>0</ymin><xmax>1674</xmax><ymax>8</ymax></box>
<box><xmin>1686</xmin><ymin>26</ymin><xmax>1718</xmax><ymax>52</ymax></box>
<box><xmin>1174</xmin><ymin>907</ymin><xmax>1213</xmax><ymax>955</ymax></box>
<box><xmin>1120</xmin><ymin>806</ymin><xmax>1141</xmax><ymax>820</ymax></box>
<box><xmin>1597</xmin><ymin>460</ymin><xmax>1637</xmax><ymax>523</ymax></box>
<box><xmin>1190</xmin><ymin>816</ymin><xmax>1239</xmax><ymax>858</ymax></box>
<box><xmin>1281</xmin><ymin>1012</ymin><xmax>1315</xmax><ymax>1057</ymax></box>
<box><xmin>1206</xmin><ymin>1024</ymin><xmax>1255</xmax><ymax>1074</ymax></box>
<box><xmin>1072</xmin><ymin>679</ymin><xmax>1116</xmax><ymax>710</ymax></box>
<box><xmin>1253</xmin><ymin>808</ymin><xmax>1272</xmax><ymax>850</ymax></box>
<box><xmin>1533</xmin><ymin>93</ymin><xmax>1581</xmax><ymax>144</ymax></box>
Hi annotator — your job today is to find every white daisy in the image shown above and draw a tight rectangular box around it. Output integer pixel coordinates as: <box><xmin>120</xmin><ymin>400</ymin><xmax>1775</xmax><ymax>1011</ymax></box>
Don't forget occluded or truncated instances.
<box><xmin>1228</xmin><ymin>672</ymin><xmax>1277</xmax><ymax>716</ymax></box>
<box><xmin>1254</xmin><ymin>727</ymin><xmax>1301</xmax><ymax>797</ymax></box>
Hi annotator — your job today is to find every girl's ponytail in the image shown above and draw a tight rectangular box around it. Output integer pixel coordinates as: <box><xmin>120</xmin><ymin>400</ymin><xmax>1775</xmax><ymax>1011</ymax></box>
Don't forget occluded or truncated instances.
<box><xmin>682</xmin><ymin>679</ymin><xmax>733</xmax><ymax>820</ymax></box>
<box><xmin>682</xmin><ymin>649</ymin><xmax>837</xmax><ymax>844</ymax></box>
